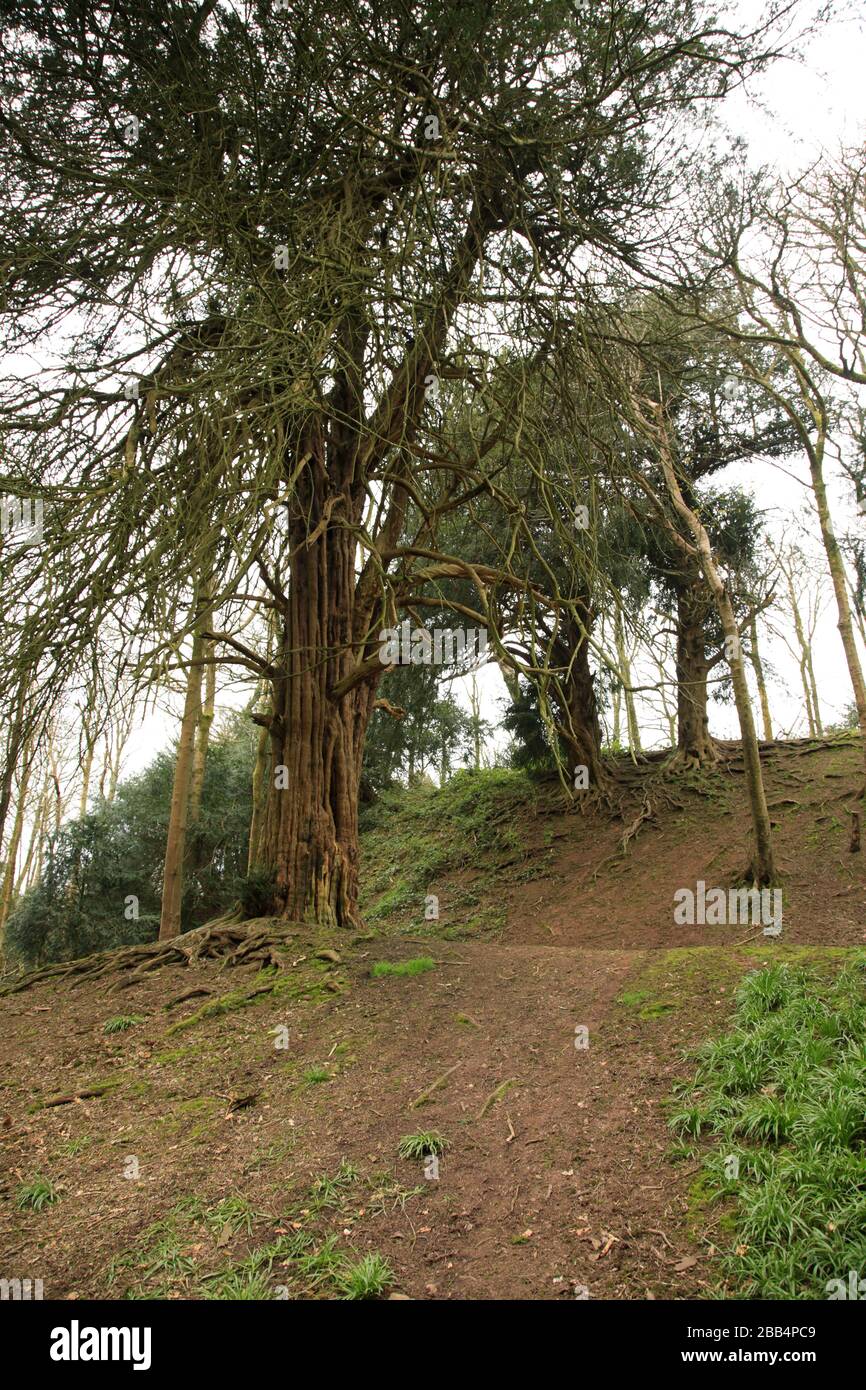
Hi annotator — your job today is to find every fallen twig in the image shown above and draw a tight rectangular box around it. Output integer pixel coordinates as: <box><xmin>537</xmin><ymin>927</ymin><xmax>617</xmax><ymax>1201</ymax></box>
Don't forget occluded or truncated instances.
<box><xmin>477</xmin><ymin>1077</ymin><xmax>517</xmax><ymax>1120</ymax></box>
<box><xmin>409</xmin><ymin>1062</ymin><xmax>461</xmax><ymax>1111</ymax></box>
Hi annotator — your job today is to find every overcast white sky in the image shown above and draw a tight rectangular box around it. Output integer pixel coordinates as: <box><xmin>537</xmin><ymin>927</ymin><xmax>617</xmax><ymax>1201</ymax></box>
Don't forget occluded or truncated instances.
<box><xmin>120</xmin><ymin>0</ymin><xmax>866</xmax><ymax>780</ymax></box>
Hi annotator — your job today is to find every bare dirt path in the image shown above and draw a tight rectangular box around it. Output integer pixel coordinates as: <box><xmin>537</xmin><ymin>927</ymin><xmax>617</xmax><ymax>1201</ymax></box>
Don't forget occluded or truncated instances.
<box><xmin>2</xmin><ymin>743</ymin><xmax>863</xmax><ymax>1300</ymax></box>
<box><xmin>0</xmin><ymin>936</ymin><xmax>738</xmax><ymax>1300</ymax></box>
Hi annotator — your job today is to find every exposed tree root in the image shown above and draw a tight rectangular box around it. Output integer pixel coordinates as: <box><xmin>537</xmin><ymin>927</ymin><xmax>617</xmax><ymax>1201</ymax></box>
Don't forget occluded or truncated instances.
<box><xmin>850</xmin><ymin>811</ymin><xmax>861</xmax><ymax>854</ymax></box>
<box><xmin>585</xmin><ymin>793</ymin><xmax>657</xmax><ymax>883</ymax></box>
<box><xmin>620</xmin><ymin>794</ymin><xmax>656</xmax><ymax>854</ymax></box>
<box><xmin>0</xmin><ymin>918</ymin><xmax>305</xmax><ymax>997</ymax></box>
<box><xmin>663</xmin><ymin>743</ymin><xmax>722</xmax><ymax>774</ymax></box>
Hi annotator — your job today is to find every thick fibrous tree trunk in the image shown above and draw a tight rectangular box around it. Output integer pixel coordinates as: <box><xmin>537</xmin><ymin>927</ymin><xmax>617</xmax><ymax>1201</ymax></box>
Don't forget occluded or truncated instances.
<box><xmin>674</xmin><ymin>577</ymin><xmax>722</xmax><ymax>766</ymax></box>
<box><xmin>159</xmin><ymin>623</ymin><xmax>205</xmax><ymax>941</ymax></box>
<box><xmin>249</xmin><ymin>194</ymin><xmax>488</xmax><ymax>926</ymax></box>
<box><xmin>258</xmin><ymin>445</ymin><xmax>382</xmax><ymax>929</ymax></box>
<box><xmin>549</xmin><ymin>612</ymin><xmax>607</xmax><ymax>788</ymax></box>
<box><xmin>267</xmin><ymin>594</ymin><xmax>377</xmax><ymax>927</ymax></box>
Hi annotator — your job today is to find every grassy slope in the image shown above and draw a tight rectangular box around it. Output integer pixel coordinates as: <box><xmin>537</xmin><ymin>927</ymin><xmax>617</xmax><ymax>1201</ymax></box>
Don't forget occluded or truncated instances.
<box><xmin>1</xmin><ymin>740</ymin><xmax>865</xmax><ymax>1300</ymax></box>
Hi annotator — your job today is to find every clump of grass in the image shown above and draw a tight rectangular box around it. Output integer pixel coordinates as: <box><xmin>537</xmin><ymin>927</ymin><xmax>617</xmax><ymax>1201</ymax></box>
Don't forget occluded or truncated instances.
<box><xmin>103</xmin><ymin>1015</ymin><xmax>144</xmax><ymax>1034</ymax></box>
<box><xmin>54</xmin><ymin>1135</ymin><xmax>91</xmax><ymax>1157</ymax></box>
<box><xmin>398</xmin><ymin>1131</ymin><xmax>449</xmax><ymax>1161</ymax></box>
<box><xmin>295</xmin><ymin>1234</ymin><xmax>344</xmax><ymax>1289</ymax></box>
<box><xmin>15</xmin><ymin>1175</ymin><xmax>60</xmax><ymax>1212</ymax></box>
<box><xmin>371</xmin><ymin>957</ymin><xmax>436</xmax><ymax>978</ymax></box>
<box><xmin>669</xmin><ymin>956</ymin><xmax>866</xmax><ymax>1298</ymax></box>
<box><xmin>308</xmin><ymin>1161</ymin><xmax>359</xmax><ymax>1211</ymax></box>
<box><xmin>300</xmin><ymin>1065</ymin><xmax>332</xmax><ymax>1087</ymax></box>
<box><xmin>204</xmin><ymin>1271</ymin><xmax>273</xmax><ymax>1300</ymax></box>
<box><xmin>334</xmin><ymin>1252</ymin><xmax>395</xmax><ymax>1300</ymax></box>
<box><xmin>205</xmin><ymin>1195</ymin><xmax>261</xmax><ymax>1237</ymax></box>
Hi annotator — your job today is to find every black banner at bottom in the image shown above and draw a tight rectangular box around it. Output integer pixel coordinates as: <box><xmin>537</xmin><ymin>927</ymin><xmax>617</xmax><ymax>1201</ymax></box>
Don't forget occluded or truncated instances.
<box><xmin>0</xmin><ymin>1295</ymin><xmax>859</xmax><ymax>1376</ymax></box>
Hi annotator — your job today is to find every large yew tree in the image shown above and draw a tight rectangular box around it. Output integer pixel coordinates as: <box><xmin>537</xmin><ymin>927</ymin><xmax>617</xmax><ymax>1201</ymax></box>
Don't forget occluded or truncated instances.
<box><xmin>0</xmin><ymin>0</ymin><xmax>795</xmax><ymax>928</ymax></box>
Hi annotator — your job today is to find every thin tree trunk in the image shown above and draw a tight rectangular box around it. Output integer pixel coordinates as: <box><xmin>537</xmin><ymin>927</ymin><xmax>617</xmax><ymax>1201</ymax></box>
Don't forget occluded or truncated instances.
<box><xmin>748</xmin><ymin>613</ymin><xmax>773</xmax><ymax>742</ymax></box>
<box><xmin>652</xmin><ymin>642</ymin><xmax>678</xmax><ymax>748</ymax></box>
<box><xmin>801</xmin><ymin>658</ymin><xmax>817</xmax><ymax>736</ymax></box>
<box><xmin>106</xmin><ymin>706</ymin><xmax>134</xmax><ymax>802</ymax></box>
<box><xmin>655</xmin><ymin>427</ymin><xmax>775</xmax><ymax>884</ymax></box>
<box><xmin>47</xmin><ymin>732</ymin><xmax>63</xmax><ymax>836</ymax></box>
<box><xmin>784</xmin><ymin>568</ymin><xmax>820</xmax><ymax>735</ymax></box>
<box><xmin>470</xmin><ymin>674</ymin><xmax>482</xmax><ymax>770</ymax></box>
<box><xmin>159</xmin><ymin>622</ymin><xmax>206</xmax><ymax>941</ymax></box>
<box><xmin>0</xmin><ymin>756</ymin><xmax>31</xmax><ymax>945</ymax></box>
<box><xmin>0</xmin><ymin>672</ymin><xmax>28</xmax><ymax>887</ymax></box>
<box><xmin>188</xmin><ymin>623</ymin><xmax>216</xmax><ymax>833</ymax></box>
<box><xmin>247</xmin><ymin>722</ymin><xmax>271</xmax><ymax>874</ymax></box>
<box><xmin>611</xmin><ymin>684</ymin><xmax>622</xmax><ymax>746</ymax></box>
<box><xmin>31</xmin><ymin>770</ymin><xmax>52</xmax><ymax>888</ymax></box>
<box><xmin>614</xmin><ymin>607</ymin><xmax>641</xmax><ymax>752</ymax></box>
<box><xmin>807</xmin><ymin>431</ymin><xmax>866</xmax><ymax>788</ymax></box>
<box><xmin>15</xmin><ymin>790</ymin><xmax>42</xmax><ymax>895</ymax></box>
<box><xmin>805</xmin><ymin>645</ymin><xmax>823</xmax><ymax>737</ymax></box>
<box><xmin>78</xmin><ymin>739</ymin><xmax>95</xmax><ymax>819</ymax></box>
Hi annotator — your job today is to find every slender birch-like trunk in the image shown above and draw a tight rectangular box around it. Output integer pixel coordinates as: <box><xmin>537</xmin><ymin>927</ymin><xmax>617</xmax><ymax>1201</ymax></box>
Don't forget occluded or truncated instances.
<box><xmin>159</xmin><ymin>619</ymin><xmax>206</xmax><ymax>941</ymax></box>
<box><xmin>748</xmin><ymin>613</ymin><xmax>773</xmax><ymax>742</ymax></box>
<box><xmin>652</xmin><ymin>412</ymin><xmax>775</xmax><ymax>884</ymax></box>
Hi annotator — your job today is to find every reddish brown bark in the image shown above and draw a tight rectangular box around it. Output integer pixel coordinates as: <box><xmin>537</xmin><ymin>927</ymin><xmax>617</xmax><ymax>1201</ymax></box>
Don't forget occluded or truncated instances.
<box><xmin>257</xmin><ymin>442</ymin><xmax>382</xmax><ymax>929</ymax></box>
<box><xmin>249</xmin><ymin>200</ymin><xmax>492</xmax><ymax>926</ymax></box>
<box><xmin>549</xmin><ymin>611</ymin><xmax>607</xmax><ymax>789</ymax></box>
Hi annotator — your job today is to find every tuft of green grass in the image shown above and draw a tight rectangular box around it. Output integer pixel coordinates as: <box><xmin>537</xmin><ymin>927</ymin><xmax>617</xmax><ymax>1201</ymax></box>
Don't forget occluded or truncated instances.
<box><xmin>204</xmin><ymin>1271</ymin><xmax>273</xmax><ymax>1300</ymax></box>
<box><xmin>204</xmin><ymin>1196</ymin><xmax>261</xmax><ymax>1237</ymax></box>
<box><xmin>371</xmin><ymin>957</ymin><xmax>436</xmax><ymax>978</ymax></box>
<box><xmin>334</xmin><ymin>1252</ymin><xmax>395</xmax><ymax>1300</ymax></box>
<box><xmin>15</xmin><ymin>1175</ymin><xmax>60</xmax><ymax>1211</ymax></box>
<box><xmin>106</xmin><ymin>1160</ymin><xmax>417</xmax><ymax>1301</ymax></box>
<box><xmin>103</xmin><ymin>1015</ymin><xmax>144</xmax><ymax>1034</ymax></box>
<box><xmin>54</xmin><ymin>1135</ymin><xmax>91</xmax><ymax>1157</ymax></box>
<box><xmin>294</xmin><ymin>1234</ymin><xmax>344</xmax><ymax>1289</ymax></box>
<box><xmin>398</xmin><ymin>1131</ymin><xmax>449</xmax><ymax>1161</ymax></box>
<box><xmin>300</xmin><ymin>1065</ymin><xmax>332</xmax><ymax>1087</ymax></box>
<box><xmin>308</xmin><ymin>1161</ymin><xmax>359</xmax><ymax>1211</ymax></box>
<box><xmin>669</xmin><ymin>956</ymin><xmax>866</xmax><ymax>1298</ymax></box>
